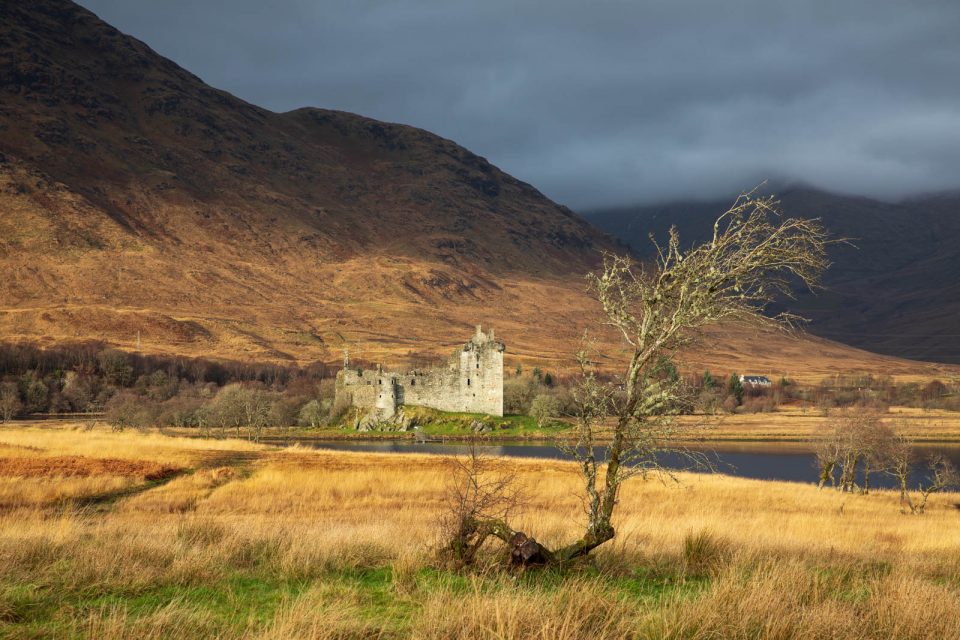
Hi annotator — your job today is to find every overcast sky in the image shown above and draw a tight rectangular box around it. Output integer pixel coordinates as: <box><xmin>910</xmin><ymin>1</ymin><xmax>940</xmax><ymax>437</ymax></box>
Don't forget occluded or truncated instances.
<box><xmin>79</xmin><ymin>0</ymin><xmax>960</xmax><ymax>210</ymax></box>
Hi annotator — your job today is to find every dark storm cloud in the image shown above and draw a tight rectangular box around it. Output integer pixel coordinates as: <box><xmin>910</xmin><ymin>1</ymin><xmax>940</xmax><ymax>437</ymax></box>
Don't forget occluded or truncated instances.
<box><xmin>78</xmin><ymin>0</ymin><xmax>960</xmax><ymax>208</ymax></box>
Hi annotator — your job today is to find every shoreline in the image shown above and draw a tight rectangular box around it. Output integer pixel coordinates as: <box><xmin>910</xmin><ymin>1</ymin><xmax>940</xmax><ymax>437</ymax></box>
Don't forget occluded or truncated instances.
<box><xmin>10</xmin><ymin>407</ymin><xmax>960</xmax><ymax>445</ymax></box>
<box><xmin>260</xmin><ymin>432</ymin><xmax>960</xmax><ymax>446</ymax></box>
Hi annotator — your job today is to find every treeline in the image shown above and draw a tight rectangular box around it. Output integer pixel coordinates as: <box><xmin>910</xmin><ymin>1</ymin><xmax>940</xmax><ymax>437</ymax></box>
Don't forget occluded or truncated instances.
<box><xmin>799</xmin><ymin>374</ymin><xmax>960</xmax><ymax>412</ymax></box>
<box><xmin>0</xmin><ymin>342</ymin><xmax>348</xmax><ymax>431</ymax></box>
<box><xmin>503</xmin><ymin>361</ymin><xmax>786</xmax><ymax>421</ymax></box>
<box><xmin>2</xmin><ymin>342</ymin><xmax>957</xmax><ymax>432</ymax></box>
<box><xmin>688</xmin><ymin>371</ymin><xmax>960</xmax><ymax>414</ymax></box>
<box><xmin>504</xmin><ymin>362</ymin><xmax>960</xmax><ymax>422</ymax></box>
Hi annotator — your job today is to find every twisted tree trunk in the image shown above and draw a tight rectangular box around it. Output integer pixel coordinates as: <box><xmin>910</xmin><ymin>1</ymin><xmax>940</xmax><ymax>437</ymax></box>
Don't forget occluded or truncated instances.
<box><xmin>447</xmin><ymin>516</ymin><xmax>554</xmax><ymax>566</ymax></box>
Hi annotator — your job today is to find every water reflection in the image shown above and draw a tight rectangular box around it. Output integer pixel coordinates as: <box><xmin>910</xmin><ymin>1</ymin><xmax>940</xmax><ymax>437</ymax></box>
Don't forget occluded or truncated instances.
<box><xmin>286</xmin><ymin>439</ymin><xmax>960</xmax><ymax>488</ymax></box>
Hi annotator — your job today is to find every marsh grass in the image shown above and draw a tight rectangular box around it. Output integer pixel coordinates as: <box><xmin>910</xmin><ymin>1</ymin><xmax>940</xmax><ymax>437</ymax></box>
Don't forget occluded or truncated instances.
<box><xmin>1</xmin><ymin>425</ymin><xmax>960</xmax><ymax>638</ymax></box>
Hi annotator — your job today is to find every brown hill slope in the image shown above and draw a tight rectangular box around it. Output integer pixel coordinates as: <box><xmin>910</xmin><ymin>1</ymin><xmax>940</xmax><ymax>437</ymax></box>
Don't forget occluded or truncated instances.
<box><xmin>0</xmin><ymin>0</ymin><xmax>955</xmax><ymax>382</ymax></box>
<box><xmin>586</xmin><ymin>188</ymin><xmax>960</xmax><ymax>364</ymax></box>
<box><xmin>0</xmin><ymin>0</ymin><xmax>614</xmax><ymax>359</ymax></box>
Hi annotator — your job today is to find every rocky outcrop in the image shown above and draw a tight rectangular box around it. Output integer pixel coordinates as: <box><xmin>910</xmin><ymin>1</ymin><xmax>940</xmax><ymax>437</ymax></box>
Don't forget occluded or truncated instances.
<box><xmin>353</xmin><ymin>408</ymin><xmax>418</xmax><ymax>432</ymax></box>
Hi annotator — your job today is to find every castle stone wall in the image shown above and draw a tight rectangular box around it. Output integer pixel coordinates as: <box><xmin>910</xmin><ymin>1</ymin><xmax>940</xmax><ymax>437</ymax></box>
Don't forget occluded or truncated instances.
<box><xmin>336</xmin><ymin>368</ymin><xmax>398</xmax><ymax>418</ymax></box>
<box><xmin>335</xmin><ymin>326</ymin><xmax>504</xmax><ymax>417</ymax></box>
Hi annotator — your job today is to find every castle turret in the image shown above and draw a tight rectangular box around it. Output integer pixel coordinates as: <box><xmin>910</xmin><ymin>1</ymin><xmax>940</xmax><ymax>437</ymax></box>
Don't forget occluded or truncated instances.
<box><xmin>459</xmin><ymin>326</ymin><xmax>505</xmax><ymax>416</ymax></box>
<box><xmin>374</xmin><ymin>367</ymin><xmax>397</xmax><ymax>418</ymax></box>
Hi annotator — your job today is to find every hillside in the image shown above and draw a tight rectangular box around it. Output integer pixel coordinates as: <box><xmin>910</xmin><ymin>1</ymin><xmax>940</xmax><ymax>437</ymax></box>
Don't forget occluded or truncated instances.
<box><xmin>587</xmin><ymin>188</ymin><xmax>960</xmax><ymax>364</ymax></box>
<box><xmin>0</xmin><ymin>0</ymin><xmax>619</xmax><ymax>360</ymax></box>
<box><xmin>0</xmin><ymin>0</ymin><xmax>956</xmax><ymax>382</ymax></box>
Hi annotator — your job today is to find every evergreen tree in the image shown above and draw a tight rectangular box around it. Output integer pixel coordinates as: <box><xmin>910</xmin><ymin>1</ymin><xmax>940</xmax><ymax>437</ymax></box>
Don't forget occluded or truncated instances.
<box><xmin>702</xmin><ymin>370</ymin><xmax>716</xmax><ymax>389</ymax></box>
<box><xmin>728</xmin><ymin>373</ymin><xmax>744</xmax><ymax>405</ymax></box>
<box><xmin>652</xmin><ymin>356</ymin><xmax>680</xmax><ymax>383</ymax></box>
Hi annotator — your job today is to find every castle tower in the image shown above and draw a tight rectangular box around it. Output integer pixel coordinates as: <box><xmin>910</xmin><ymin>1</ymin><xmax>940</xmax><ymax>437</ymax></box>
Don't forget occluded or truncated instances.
<box><xmin>459</xmin><ymin>325</ymin><xmax>505</xmax><ymax>416</ymax></box>
<box><xmin>374</xmin><ymin>366</ymin><xmax>398</xmax><ymax>418</ymax></box>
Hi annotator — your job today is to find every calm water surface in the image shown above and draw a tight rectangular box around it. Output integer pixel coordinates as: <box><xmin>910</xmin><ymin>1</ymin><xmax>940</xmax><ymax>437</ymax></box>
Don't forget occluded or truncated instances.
<box><xmin>287</xmin><ymin>439</ymin><xmax>960</xmax><ymax>488</ymax></box>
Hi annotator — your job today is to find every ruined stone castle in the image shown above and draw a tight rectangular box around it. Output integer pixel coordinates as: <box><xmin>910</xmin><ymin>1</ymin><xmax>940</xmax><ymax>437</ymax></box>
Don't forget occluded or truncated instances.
<box><xmin>335</xmin><ymin>326</ymin><xmax>505</xmax><ymax>417</ymax></box>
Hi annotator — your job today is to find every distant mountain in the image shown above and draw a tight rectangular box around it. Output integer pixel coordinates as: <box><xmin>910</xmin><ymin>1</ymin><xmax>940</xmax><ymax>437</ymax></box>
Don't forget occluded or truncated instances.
<box><xmin>586</xmin><ymin>188</ymin><xmax>960</xmax><ymax>364</ymax></box>
<box><xmin>0</xmin><ymin>0</ymin><xmax>955</xmax><ymax>381</ymax></box>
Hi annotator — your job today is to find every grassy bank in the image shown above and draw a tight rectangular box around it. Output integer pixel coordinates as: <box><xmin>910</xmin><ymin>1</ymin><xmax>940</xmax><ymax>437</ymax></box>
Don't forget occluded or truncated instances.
<box><xmin>2</xmin><ymin>425</ymin><xmax>960</xmax><ymax>638</ymax></box>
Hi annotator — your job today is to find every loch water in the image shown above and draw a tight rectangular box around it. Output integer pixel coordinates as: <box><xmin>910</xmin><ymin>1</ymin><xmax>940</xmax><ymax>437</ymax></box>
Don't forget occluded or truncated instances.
<box><xmin>286</xmin><ymin>439</ymin><xmax>960</xmax><ymax>488</ymax></box>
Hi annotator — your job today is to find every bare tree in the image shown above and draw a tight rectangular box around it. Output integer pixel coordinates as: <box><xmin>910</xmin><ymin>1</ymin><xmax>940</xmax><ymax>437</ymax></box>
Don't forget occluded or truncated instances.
<box><xmin>882</xmin><ymin>429</ymin><xmax>913</xmax><ymax>508</ymax></box>
<box><xmin>881</xmin><ymin>428</ymin><xmax>959</xmax><ymax>514</ymax></box>
<box><xmin>911</xmin><ymin>455</ymin><xmax>959</xmax><ymax>514</ymax></box>
<box><xmin>208</xmin><ymin>383</ymin><xmax>273</xmax><ymax>440</ymax></box>
<box><xmin>441</xmin><ymin>441</ymin><xmax>527</xmax><ymax>567</ymax></box>
<box><xmin>861</xmin><ymin>419</ymin><xmax>898</xmax><ymax>493</ymax></box>
<box><xmin>104</xmin><ymin>390</ymin><xmax>147</xmax><ymax>432</ymax></box>
<box><xmin>0</xmin><ymin>382</ymin><xmax>22</xmax><ymax>422</ymax></box>
<box><xmin>243</xmin><ymin>389</ymin><xmax>274</xmax><ymax>442</ymax></box>
<box><xmin>814</xmin><ymin>426</ymin><xmax>842</xmax><ymax>489</ymax></box>
<box><xmin>210</xmin><ymin>384</ymin><xmax>246</xmax><ymax>437</ymax></box>
<box><xmin>814</xmin><ymin>409</ymin><xmax>884</xmax><ymax>493</ymax></box>
<box><xmin>444</xmin><ymin>191</ymin><xmax>830</xmax><ymax>566</ymax></box>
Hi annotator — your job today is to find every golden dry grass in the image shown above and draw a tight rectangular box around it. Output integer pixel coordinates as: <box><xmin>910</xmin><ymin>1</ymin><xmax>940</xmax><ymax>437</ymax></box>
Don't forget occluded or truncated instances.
<box><xmin>0</xmin><ymin>424</ymin><xmax>263</xmax><ymax>466</ymax></box>
<box><xmin>2</xmin><ymin>425</ymin><xmax>960</xmax><ymax>638</ymax></box>
<box><xmin>674</xmin><ymin>405</ymin><xmax>960</xmax><ymax>441</ymax></box>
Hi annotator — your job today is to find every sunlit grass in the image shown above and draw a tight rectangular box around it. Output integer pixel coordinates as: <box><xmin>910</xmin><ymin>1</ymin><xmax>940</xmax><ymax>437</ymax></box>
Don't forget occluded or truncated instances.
<box><xmin>1</xmin><ymin>425</ymin><xmax>959</xmax><ymax>638</ymax></box>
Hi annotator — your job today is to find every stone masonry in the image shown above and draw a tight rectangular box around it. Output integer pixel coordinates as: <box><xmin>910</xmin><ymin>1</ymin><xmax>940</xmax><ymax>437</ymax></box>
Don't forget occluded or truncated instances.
<box><xmin>335</xmin><ymin>325</ymin><xmax>505</xmax><ymax>417</ymax></box>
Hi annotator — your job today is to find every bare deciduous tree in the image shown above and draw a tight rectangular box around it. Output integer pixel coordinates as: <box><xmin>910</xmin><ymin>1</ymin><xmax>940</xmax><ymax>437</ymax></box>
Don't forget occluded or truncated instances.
<box><xmin>0</xmin><ymin>382</ymin><xmax>22</xmax><ymax>422</ymax></box>
<box><xmin>444</xmin><ymin>191</ymin><xmax>830</xmax><ymax>567</ymax></box>
<box><xmin>880</xmin><ymin>427</ymin><xmax>959</xmax><ymax>514</ymax></box>
<box><xmin>441</xmin><ymin>441</ymin><xmax>527</xmax><ymax>567</ymax></box>
<box><xmin>910</xmin><ymin>455</ymin><xmax>959</xmax><ymax>514</ymax></box>
<box><xmin>813</xmin><ymin>409</ymin><xmax>885</xmax><ymax>493</ymax></box>
<box><xmin>208</xmin><ymin>383</ymin><xmax>275</xmax><ymax>441</ymax></box>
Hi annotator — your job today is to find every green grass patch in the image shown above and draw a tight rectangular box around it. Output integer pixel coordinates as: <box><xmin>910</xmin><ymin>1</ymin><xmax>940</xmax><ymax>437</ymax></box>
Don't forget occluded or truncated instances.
<box><xmin>84</xmin><ymin>574</ymin><xmax>308</xmax><ymax>626</ymax></box>
<box><xmin>0</xmin><ymin>561</ymin><xmax>716</xmax><ymax>638</ymax></box>
<box><xmin>294</xmin><ymin>406</ymin><xmax>571</xmax><ymax>440</ymax></box>
<box><xmin>413</xmin><ymin>408</ymin><xmax>568</xmax><ymax>438</ymax></box>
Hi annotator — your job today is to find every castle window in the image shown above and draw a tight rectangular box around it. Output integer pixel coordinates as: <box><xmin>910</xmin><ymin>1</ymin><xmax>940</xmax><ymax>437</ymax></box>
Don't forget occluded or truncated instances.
<box><xmin>410</xmin><ymin>379</ymin><xmax>416</xmax><ymax>386</ymax></box>
<box><xmin>467</xmin><ymin>379</ymin><xmax>471</xmax><ymax>386</ymax></box>
<box><xmin>378</xmin><ymin>379</ymin><xmax>382</xmax><ymax>385</ymax></box>
<box><xmin>476</xmin><ymin>363</ymin><xmax>479</xmax><ymax>369</ymax></box>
